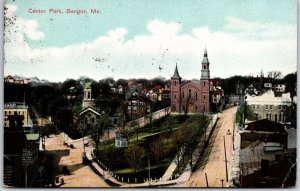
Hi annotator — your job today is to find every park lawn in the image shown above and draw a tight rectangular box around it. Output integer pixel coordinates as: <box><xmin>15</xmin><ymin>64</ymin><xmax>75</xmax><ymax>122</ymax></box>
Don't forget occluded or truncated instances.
<box><xmin>95</xmin><ymin>114</ymin><xmax>208</xmax><ymax>183</ymax></box>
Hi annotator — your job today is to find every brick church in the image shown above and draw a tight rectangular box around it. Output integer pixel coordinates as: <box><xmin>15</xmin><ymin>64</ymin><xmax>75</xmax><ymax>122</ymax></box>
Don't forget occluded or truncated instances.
<box><xmin>171</xmin><ymin>49</ymin><xmax>221</xmax><ymax>114</ymax></box>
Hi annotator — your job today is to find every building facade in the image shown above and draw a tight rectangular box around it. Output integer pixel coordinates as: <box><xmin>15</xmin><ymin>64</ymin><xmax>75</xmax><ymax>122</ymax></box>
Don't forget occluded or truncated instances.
<box><xmin>4</xmin><ymin>102</ymin><xmax>29</xmax><ymax>128</ymax></box>
<box><xmin>170</xmin><ymin>49</ymin><xmax>218</xmax><ymax>113</ymax></box>
<box><xmin>246</xmin><ymin>90</ymin><xmax>294</xmax><ymax>123</ymax></box>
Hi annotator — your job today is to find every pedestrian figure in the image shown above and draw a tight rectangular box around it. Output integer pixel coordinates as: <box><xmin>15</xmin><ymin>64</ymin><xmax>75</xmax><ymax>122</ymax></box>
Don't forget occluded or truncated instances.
<box><xmin>227</xmin><ymin>129</ymin><xmax>231</xmax><ymax>135</ymax></box>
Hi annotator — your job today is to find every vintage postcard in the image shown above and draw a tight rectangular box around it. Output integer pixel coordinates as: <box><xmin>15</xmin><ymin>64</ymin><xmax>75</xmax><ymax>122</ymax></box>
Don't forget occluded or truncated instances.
<box><xmin>3</xmin><ymin>0</ymin><xmax>297</xmax><ymax>188</ymax></box>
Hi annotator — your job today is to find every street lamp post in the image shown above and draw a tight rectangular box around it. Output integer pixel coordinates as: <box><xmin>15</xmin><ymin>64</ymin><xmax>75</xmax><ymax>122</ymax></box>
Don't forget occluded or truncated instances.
<box><xmin>81</xmin><ymin>131</ymin><xmax>86</xmax><ymax>153</ymax></box>
<box><xmin>223</xmin><ymin>136</ymin><xmax>228</xmax><ymax>182</ymax></box>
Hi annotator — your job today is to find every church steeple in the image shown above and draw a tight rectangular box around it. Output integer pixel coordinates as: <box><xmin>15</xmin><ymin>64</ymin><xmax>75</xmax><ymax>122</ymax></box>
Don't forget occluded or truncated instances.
<box><xmin>201</xmin><ymin>49</ymin><xmax>210</xmax><ymax>80</ymax></box>
<box><xmin>171</xmin><ymin>63</ymin><xmax>182</xmax><ymax>79</ymax></box>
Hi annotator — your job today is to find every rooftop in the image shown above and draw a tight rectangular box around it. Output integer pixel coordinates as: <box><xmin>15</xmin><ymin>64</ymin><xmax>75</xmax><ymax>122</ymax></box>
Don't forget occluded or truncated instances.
<box><xmin>245</xmin><ymin>119</ymin><xmax>286</xmax><ymax>133</ymax></box>
<box><xmin>4</xmin><ymin>102</ymin><xmax>28</xmax><ymax>109</ymax></box>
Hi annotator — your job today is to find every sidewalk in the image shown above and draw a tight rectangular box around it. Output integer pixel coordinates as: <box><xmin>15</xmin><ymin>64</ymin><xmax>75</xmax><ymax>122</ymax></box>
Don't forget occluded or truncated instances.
<box><xmin>230</xmin><ymin>124</ymin><xmax>241</xmax><ymax>187</ymax></box>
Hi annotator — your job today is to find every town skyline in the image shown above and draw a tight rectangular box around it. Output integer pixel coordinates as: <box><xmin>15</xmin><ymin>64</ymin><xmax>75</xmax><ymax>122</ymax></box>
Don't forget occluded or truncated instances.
<box><xmin>4</xmin><ymin>0</ymin><xmax>297</xmax><ymax>82</ymax></box>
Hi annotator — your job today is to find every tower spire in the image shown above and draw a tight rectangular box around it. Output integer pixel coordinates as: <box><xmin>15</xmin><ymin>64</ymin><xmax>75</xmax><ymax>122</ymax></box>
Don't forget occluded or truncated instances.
<box><xmin>171</xmin><ymin>63</ymin><xmax>182</xmax><ymax>79</ymax></box>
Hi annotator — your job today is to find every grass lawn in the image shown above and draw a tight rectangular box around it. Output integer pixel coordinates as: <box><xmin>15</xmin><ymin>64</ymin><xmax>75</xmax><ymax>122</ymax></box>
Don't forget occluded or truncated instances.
<box><xmin>94</xmin><ymin>114</ymin><xmax>209</xmax><ymax>183</ymax></box>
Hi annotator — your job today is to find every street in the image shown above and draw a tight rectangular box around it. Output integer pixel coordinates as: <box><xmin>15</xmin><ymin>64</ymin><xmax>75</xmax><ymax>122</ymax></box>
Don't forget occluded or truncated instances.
<box><xmin>185</xmin><ymin>107</ymin><xmax>237</xmax><ymax>187</ymax></box>
<box><xmin>43</xmin><ymin>133</ymin><xmax>109</xmax><ymax>187</ymax></box>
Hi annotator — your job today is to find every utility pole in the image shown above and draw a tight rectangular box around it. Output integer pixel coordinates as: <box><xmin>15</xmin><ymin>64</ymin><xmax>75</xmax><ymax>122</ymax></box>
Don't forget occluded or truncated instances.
<box><xmin>220</xmin><ymin>179</ymin><xmax>224</xmax><ymax>187</ymax></box>
<box><xmin>148</xmin><ymin>155</ymin><xmax>151</xmax><ymax>187</ymax></box>
<box><xmin>223</xmin><ymin>136</ymin><xmax>228</xmax><ymax>182</ymax></box>
<box><xmin>205</xmin><ymin>173</ymin><xmax>209</xmax><ymax>187</ymax></box>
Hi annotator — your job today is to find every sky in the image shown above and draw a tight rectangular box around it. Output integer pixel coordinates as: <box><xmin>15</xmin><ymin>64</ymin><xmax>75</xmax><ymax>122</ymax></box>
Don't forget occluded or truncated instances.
<box><xmin>3</xmin><ymin>0</ymin><xmax>297</xmax><ymax>82</ymax></box>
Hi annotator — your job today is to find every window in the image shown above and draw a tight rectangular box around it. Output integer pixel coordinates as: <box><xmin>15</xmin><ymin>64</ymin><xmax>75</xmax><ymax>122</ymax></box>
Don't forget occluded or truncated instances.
<box><xmin>278</xmin><ymin>105</ymin><xmax>282</xmax><ymax>110</ymax></box>
<box><xmin>252</xmin><ymin>105</ymin><xmax>255</xmax><ymax>109</ymax></box>
<box><xmin>195</xmin><ymin>92</ymin><xmax>198</xmax><ymax>99</ymax></box>
<box><xmin>9</xmin><ymin>111</ymin><xmax>11</xmax><ymax>115</ymax></box>
<box><xmin>85</xmin><ymin>117</ymin><xmax>88</xmax><ymax>124</ymax></box>
<box><xmin>269</xmin><ymin>105</ymin><xmax>273</xmax><ymax>110</ymax></box>
<box><xmin>189</xmin><ymin>89</ymin><xmax>191</xmax><ymax>99</ymax></box>
<box><xmin>174</xmin><ymin>81</ymin><xmax>177</xmax><ymax>86</ymax></box>
<box><xmin>92</xmin><ymin>117</ymin><xmax>95</xmax><ymax>123</ymax></box>
<box><xmin>203</xmin><ymin>95</ymin><xmax>206</xmax><ymax>100</ymax></box>
<box><xmin>282</xmin><ymin>105</ymin><xmax>286</xmax><ymax>110</ymax></box>
<box><xmin>257</xmin><ymin>105</ymin><xmax>259</xmax><ymax>109</ymax></box>
<box><xmin>203</xmin><ymin>81</ymin><xmax>206</xmax><ymax>87</ymax></box>
<box><xmin>5</xmin><ymin>111</ymin><xmax>7</xmax><ymax>115</ymax></box>
<box><xmin>196</xmin><ymin>106</ymin><xmax>197</xmax><ymax>111</ymax></box>
<box><xmin>266</xmin><ymin>105</ymin><xmax>269</xmax><ymax>110</ymax></box>
<box><xmin>204</xmin><ymin>65</ymin><xmax>206</xmax><ymax>69</ymax></box>
<box><xmin>88</xmin><ymin>92</ymin><xmax>91</xmax><ymax>99</ymax></box>
<box><xmin>255</xmin><ymin>113</ymin><xmax>258</xmax><ymax>120</ymax></box>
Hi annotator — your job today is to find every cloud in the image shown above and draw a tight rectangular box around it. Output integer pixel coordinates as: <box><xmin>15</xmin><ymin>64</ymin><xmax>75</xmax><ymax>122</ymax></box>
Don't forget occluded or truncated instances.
<box><xmin>224</xmin><ymin>16</ymin><xmax>296</xmax><ymax>40</ymax></box>
<box><xmin>4</xmin><ymin>5</ymin><xmax>297</xmax><ymax>82</ymax></box>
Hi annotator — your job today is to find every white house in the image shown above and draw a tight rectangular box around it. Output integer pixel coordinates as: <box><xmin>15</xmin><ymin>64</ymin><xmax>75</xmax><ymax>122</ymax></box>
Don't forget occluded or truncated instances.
<box><xmin>246</xmin><ymin>90</ymin><xmax>293</xmax><ymax>123</ymax></box>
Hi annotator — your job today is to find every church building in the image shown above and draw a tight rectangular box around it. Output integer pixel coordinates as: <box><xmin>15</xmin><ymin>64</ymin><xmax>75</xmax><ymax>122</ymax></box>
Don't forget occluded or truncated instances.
<box><xmin>170</xmin><ymin>49</ymin><xmax>216</xmax><ymax>114</ymax></box>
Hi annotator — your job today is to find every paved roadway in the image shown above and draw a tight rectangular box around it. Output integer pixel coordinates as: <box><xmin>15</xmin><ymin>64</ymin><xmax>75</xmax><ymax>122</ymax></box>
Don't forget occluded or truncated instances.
<box><xmin>183</xmin><ymin>107</ymin><xmax>237</xmax><ymax>188</ymax></box>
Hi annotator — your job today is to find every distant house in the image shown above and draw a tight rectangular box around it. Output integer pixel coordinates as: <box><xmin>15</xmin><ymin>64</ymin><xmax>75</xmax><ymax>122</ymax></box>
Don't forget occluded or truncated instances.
<box><xmin>115</xmin><ymin>132</ymin><xmax>128</xmax><ymax>147</ymax></box>
<box><xmin>240</xmin><ymin>119</ymin><xmax>288</xmax><ymax>149</ymax></box>
<box><xmin>77</xmin><ymin>107</ymin><xmax>101</xmax><ymax>131</ymax></box>
<box><xmin>273</xmin><ymin>84</ymin><xmax>286</xmax><ymax>93</ymax></box>
<box><xmin>4</xmin><ymin>75</ymin><xmax>14</xmax><ymax>83</ymax></box>
<box><xmin>246</xmin><ymin>90</ymin><xmax>294</xmax><ymax>124</ymax></box>
<box><xmin>125</xmin><ymin>81</ymin><xmax>144</xmax><ymax>99</ymax></box>
<box><xmin>125</xmin><ymin>95</ymin><xmax>148</xmax><ymax>120</ymax></box>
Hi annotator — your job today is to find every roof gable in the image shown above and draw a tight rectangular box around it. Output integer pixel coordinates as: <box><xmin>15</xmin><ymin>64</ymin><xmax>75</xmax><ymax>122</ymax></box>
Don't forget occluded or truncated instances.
<box><xmin>78</xmin><ymin>106</ymin><xmax>101</xmax><ymax>116</ymax></box>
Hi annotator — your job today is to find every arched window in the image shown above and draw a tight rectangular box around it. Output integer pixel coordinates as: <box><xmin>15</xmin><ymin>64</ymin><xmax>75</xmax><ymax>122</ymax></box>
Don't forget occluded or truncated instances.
<box><xmin>203</xmin><ymin>81</ymin><xmax>206</xmax><ymax>87</ymax></box>
<box><xmin>189</xmin><ymin>89</ymin><xmax>191</xmax><ymax>99</ymax></box>
<box><xmin>204</xmin><ymin>65</ymin><xmax>206</xmax><ymax>69</ymax></box>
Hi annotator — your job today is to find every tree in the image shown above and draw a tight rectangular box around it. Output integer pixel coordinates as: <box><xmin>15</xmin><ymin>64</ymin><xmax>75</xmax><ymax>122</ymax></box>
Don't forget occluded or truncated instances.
<box><xmin>171</xmin><ymin>128</ymin><xmax>186</xmax><ymax>173</ymax></box>
<box><xmin>162</xmin><ymin>116</ymin><xmax>178</xmax><ymax>142</ymax></box>
<box><xmin>90</xmin><ymin>114</ymin><xmax>111</xmax><ymax>156</ymax></box>
<box><xmin>104</xmin><ymin>145</ymin><xmax>122</xmax><ymax>168</ymax></box>
<box><xmin>149</xmin><ymin>135</ymin><xmax>164</xmax><ymax>165</ymax></box>
<box><xmin>236</xmin><ymin>104</ymin><xmax>254</xmax><ymax>126</ymax></box>
<box><xmin>268</xmin><ymin>71</ymin><xmax>282</xmax><ymax>81</ymax></box>
<box><xmin>283</xmin><ymin>72</ymin><xmax>297</xmax><ymax>99</ymax></box>
<box><xmin>89</xmin><ymin>123</ymin><xmax>104</xmax><ymax>156</ymax></box>
<box><xmin>129</xmin><ymin>120</ymin><xmax>140</xmax><ymax>142</ymax></box>
<box><xmin>125</xmin><ymin>144</ymin><xmax>145</xmax><ymax>175</ymax></box>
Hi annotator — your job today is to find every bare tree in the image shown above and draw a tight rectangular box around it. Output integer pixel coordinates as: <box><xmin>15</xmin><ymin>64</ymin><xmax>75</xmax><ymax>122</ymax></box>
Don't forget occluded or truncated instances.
<box><xmin>149</xmin><ymin>135</ymin><xmax>164</xmax><ymax>165</ymax></box>
<box><xmin>125</xmin><ymin>144</ymin><xmax>145</xmax><ymax>175</ymax></box>
<box><xmin>268</xmin><ymin>71</ymin><xmax>282</xmax><ymax>80</ymax></box>
<box><xmin>129</xmin><ymin>120</ymin><xmax>140</xmax><ymax>142</ymax></box>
